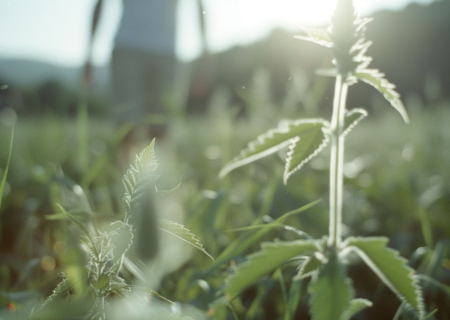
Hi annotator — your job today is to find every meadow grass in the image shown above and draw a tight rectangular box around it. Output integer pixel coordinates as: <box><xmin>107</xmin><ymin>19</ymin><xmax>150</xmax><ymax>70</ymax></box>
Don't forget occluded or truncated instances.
<box><xmin>0</xmin><ymin>93</ymin><xmax>449</xmax><ymax>319</ymax></box>
<box><xmin>1</xmin><ymin>1</ymin><xmax>450</xmax><ymax>317</ymax></box>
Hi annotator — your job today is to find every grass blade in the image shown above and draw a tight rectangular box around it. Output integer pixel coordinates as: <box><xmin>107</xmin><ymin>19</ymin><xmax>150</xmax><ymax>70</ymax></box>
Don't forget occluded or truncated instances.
<box><xmin>418</xmin><ymin>274</ymin><xmax>450</xmax><ymax>298</ymax></box>
<box><xmin>341</xmin><ymin>299</ymin><xmax>372</xmax><ymax>320</ymax></box>
<box><xmin>206</xmin><ymin>200</ymin><xmax>322</xmax><ymax>275</ymax></box>
<box><xmin>226</xmin><ymin>240</ymin><xmax>316</xmax><ymax>298</ymax></box>
<box><xmin>160</xmin><ymin>220</ymin><xmax>214</xmax><ymax>261</ymax></box>
<box><xmin>284</xmin><ymin>279</ymin><xmax>303</xmax><ymax>320</ymax></box>
<box><xmin>0</xmin><ymin>123</ymin><xmax>14</xmax><ymax>211</ymax></box>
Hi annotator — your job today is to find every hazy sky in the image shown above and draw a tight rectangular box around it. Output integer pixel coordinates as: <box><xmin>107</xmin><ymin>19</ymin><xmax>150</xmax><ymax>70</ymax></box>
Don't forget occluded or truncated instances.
<box><xmin>0</xmin><ymin>0</ymin><xmax>434</xmax><ymax>66</ymax></box>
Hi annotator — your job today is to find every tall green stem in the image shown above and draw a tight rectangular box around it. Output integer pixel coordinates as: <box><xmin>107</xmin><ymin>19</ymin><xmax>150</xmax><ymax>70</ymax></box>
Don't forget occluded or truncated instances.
<box><xmin>328</xmin><ymin>75</ymin><xmax>348</xmax><ymax>248</ymax></box>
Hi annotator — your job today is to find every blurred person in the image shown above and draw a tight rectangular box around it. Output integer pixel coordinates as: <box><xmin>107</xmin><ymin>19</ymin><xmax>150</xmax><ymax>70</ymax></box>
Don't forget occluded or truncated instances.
<box><xmin>85</xmin><ymin>0</ymin><xmax>209</xmax><ymax>142</ymax></box>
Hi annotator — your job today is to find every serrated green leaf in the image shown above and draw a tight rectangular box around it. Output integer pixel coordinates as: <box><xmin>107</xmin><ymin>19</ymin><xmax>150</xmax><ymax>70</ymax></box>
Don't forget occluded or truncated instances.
<box><xmin>104</xmin><ymin>221</ymin><xmax>134</xmax><ymax>265</ymax></box>
<box><xmin>343</xmin><ymin>237</ymin><xmax>424</xmax><ymax>317</ymax></box>
<box><xmin>341</xmin><ymin>299</ymin><xmax>372</xmax><ymax>320</ymax></box>
<box><xmin>40</xmin><ymin>273</ymin><xmax>73</xmax><ymax>309</ymax></box>
<box><xmin>342</xmin><ymin>108</ymin><xmax>368</xmax><ymax>138</ymax></box>
<box><xmin>123</xmin><ymin>139</ymin><xmax>159</xmax><ymax>221</ymax></box>
<box><xmin>294</xmin><ymin>28</ymin><xmax>333</xmax><ymax>48</ymax></box>
<box><xmin>356</xmin><ymin>69</ymin><xmax>409</xmax><ymax>123</ymax></box>
<box><xmin>219</xmin><ymin>119</ymin><xmax>330</xmax><ymax>183</ymax></box>
<box><xmin>159</xmin><ymin>220</ymin><xmax>214</xmax><ymax>261</ymax></box>
<box><xmin>308</xmin><ymin>250</ymin><xmax>354</xmax><ymax>320</ymax></box>
<box><xmin>226</xmin><ymin>240</ymin><xmax>317</xmax><ymax>298</ymax></box>
<box><xmin>284</xmin><ymin>121</ymin><xmax>330</xmax><ymax>183</ymax></box>
<box><xmin>293</xmin><ymin>254</ymin><xmax>323</xmax><ymax>281</ymax></box>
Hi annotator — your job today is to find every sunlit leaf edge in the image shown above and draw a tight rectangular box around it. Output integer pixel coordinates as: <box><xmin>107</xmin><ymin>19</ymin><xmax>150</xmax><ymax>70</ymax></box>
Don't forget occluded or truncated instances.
<box><xmin>219</xmin><ymin>119</ymin><xmax>330</xmax><ymax>180</ymax></box>
<box><xmin>122</xmin><ymin>139</ymin><xmax>159</xmax><ymax>221</ymax></box>
<box><xmin>284</xmin><ymin>122</ymin><xmax>330</xmax><ymax>184</ymax></box>
<box><xmin>342</xmin><ymin>108</ymin><xmax>368</xmax><ymax>138</ymax></box>
<box><xmin>356</xmin><ymin>70</ymin><xmax>409</xmax><ymax>123</ymax></box>
<box><xmin>159</xmin><ymin>219</ymin><xmax>214</xmax><ymax>262</ymax></box>
<box><xmin>341</xmin><ymin>298</ymin><xmax>373</xmax><ymax>320</ymax></box>
<box><xmin>343</xmin><ymin>237</ymin><xmax>424</xmax><ymax>317</ymax></box>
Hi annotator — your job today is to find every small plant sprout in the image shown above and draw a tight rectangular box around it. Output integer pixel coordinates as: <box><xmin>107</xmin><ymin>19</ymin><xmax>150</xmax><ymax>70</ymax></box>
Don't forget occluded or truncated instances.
<box><xmin>40</xmin><ymin>140</ymin><xmax>212</xmax><ymax>320</ymax></box>
<box><xmin>219</xmin><ymin>0</ymin><xmax>426</xmax><ymax>319</ymax></box>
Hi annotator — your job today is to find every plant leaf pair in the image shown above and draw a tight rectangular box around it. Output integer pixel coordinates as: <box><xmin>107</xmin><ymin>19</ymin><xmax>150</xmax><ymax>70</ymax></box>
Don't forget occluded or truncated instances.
<box><xmin>220</xmin><ymin>110</ymin><xmax>367</xmax><ymax>183</ymax></box>
<box><xmin>225</xmin><ymin>241</ymin><xmax>372</xmax><ymax>320</ymax></box>
<box><xmin>219</xmin><ymin>119</ymin><xmax>330</xmax><ymax>184</ymax></box>
<box><xmin>226</xmin><ymin>236</ymin><xmax>424</xmax><ymax>319</ymax></box>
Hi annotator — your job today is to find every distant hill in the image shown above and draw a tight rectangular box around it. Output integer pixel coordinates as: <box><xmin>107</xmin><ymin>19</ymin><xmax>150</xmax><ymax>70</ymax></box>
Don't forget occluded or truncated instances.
<box><xmin>207</xmin><ymin>0</ymin><xmax>450</xmax><ymax>110</ymax></box>
<box><xmin>0</xmin><ymin>59</ymin><xmax>109</xmax><ymax>91</ymax></box>
<box><xmin>1</xmin><ymin>0</ymin><xmax>449</xmax><ymax>114</ymax></box>
<box><xmin>364</xmin><ymin>0</ymin><xmax>450</xmax><ymax>103</ymax></box>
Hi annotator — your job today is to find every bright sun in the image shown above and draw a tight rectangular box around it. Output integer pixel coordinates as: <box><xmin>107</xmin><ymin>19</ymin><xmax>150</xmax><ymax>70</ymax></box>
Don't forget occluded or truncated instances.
<box><xmin>253</xmin><ymin>0</ymin><xmax>339</xmax><ymax>28</ymax></box>
<box><xmin>203</xmin><ymin>0</ymin><xmax>342</xmax><ymax>55</ymax></box>
<box><xmin>282</xmin><ymin>0</ymin><xmax>338</xmax><ymax>26</ymax></box>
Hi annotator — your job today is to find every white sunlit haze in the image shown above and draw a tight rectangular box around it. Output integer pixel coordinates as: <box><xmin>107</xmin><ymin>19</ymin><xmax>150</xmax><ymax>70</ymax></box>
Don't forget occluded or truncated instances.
<box><xmin>0</xmin><ymin>0</ymin><xmax>434</xmax><ymax>66</ymax></box>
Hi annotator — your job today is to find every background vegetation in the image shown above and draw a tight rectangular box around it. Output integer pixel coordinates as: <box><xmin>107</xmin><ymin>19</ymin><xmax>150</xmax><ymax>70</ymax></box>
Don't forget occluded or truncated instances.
<box><xmin>0</xmin><ymin>1</ymin><xmax>449</xmax><ymax>319</ymax></box>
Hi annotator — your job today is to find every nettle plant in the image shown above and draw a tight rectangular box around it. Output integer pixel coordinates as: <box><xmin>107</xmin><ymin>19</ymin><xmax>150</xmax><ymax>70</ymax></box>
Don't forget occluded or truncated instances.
<box><xmin>40</xmin><ymin>140</ymin><xmax>212</xmax><ymax>320</ymax></box>
<box><xmin>219</xmin><ymin>0</ymin><xmax>425</xmax><ymax>319</ymax></box>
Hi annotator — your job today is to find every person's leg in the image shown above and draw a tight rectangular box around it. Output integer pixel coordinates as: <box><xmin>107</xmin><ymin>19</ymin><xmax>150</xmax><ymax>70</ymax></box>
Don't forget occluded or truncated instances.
<box><xmin>110</xmin><ymin>48</ymin><xmax>150</xmax><ymax>164</ymax></box>
<box><xmin>110</xmin><ymin>48</ymin><xmax>146</xmax><ymax>123</ymax></box>
<box><xmin>142</xmin><ymin>53</ymin><xmax>179</xmax><ymax>138</ymax></box>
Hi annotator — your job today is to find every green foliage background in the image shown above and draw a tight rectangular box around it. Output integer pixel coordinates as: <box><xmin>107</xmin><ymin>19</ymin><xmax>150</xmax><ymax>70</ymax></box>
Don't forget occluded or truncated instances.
<box><xmin>0</xmin><ymin>69</ymin><xmax>449</xmax><ymax>319</ymax></box>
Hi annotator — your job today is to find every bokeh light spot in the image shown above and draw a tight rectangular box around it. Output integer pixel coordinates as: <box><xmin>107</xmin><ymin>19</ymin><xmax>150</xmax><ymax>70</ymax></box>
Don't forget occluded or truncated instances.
<box><xmin>53</xmin><ymin>241</ymin><xmax>67</xmax><ymax>255</ymax></box>
<box><xmin>40</xmin><ymin>256</ymin><xmax>56</xmax><ymax>271</ymax></box>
